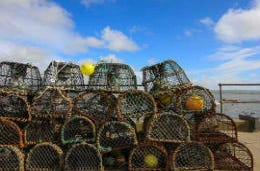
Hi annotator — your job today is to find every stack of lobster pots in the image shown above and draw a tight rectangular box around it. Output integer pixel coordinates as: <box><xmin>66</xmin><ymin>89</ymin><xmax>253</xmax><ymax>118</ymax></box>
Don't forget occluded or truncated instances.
<box><xmin>0</xmin><ymin>59</ymin><xmax>254</xmax><ymax>171</ymax></box>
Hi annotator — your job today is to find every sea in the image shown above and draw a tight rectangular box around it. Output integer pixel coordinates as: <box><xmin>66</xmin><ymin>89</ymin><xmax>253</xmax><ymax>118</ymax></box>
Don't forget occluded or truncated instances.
<box><xmin>210</xmin><ymin>90</ymin><xmax>260</xmax><ymax>118</ymax></box>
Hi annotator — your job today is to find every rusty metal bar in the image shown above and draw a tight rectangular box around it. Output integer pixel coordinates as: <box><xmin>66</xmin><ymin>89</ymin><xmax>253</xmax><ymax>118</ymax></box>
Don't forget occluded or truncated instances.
<box><xmin>219</xmin><ymin>84</ymin><xmax>223</xmax><ymax>113</ymax></box>
<box><xmin>219</xmin><ymin>83</ymin><xmax>260</xmax><ymax>86</ymax></box>
<box><xmin>218</xmin><ymin>83</ymin><xmax>260</xmax><ymax>113</ymax></box>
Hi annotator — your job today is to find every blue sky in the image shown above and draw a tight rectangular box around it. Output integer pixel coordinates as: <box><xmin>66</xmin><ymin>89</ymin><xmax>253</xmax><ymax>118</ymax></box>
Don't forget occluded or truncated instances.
<box><xmin>0</xmin><ymin>0</ymin><xmax>260</xmax><ymax>89</ymax></box>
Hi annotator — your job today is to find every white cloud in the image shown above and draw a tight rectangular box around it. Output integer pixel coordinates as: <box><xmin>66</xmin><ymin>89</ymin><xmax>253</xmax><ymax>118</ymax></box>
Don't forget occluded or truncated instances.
<box><xmin>99</xmin><ymin>54</ymin><xmax>123</xmax><ymax>63</ymax></box>
<box><xmin>0</xmin><ymin>0</ymin><xmax>137</xmax><ymax>54</ymax></box>
<box><xmin>0</xmin><ymin>0</ymin><xmax>139</xmax><ymax>69</ymax></box>
<box><xmin>208</xmin><ymin>45</ymin><xmax>260</xmax><ymax>61</ymax></box>
<box><xmin>200</xmin><ymin>17</ymin><xmax>214</xmax><ymax>26</ymax></box>
<box><xmin>0</xmin><ymin>0</ymin><xmax>96</xmax><ymax>55</ymax></box>
<box><xmin>0</xmin><ymin>41</ymin><xmax>61</xmax><ymax>73</ymax></box>
<box><xmin>81</xmin><ymin>0</ymin><xmax>115</xmax><ymax>8</ymax></box>
<box><xmin>102</xmin><ymin>26</ymin><xmax>139</xmax><ymax>51</ymax></box>
<box><xmin>147</xmin><ymin>58</ymin><xmax>158</xmax><ymax>65</ymax></box>
<box><xmin>190</xmin><ymin>45</ymin><xmax>260</xmax><ymax>89</ymax></box>
<box><xmin>214</xmin><ymin>0</ymin><xmax>260</xmax><ymax>43</ymax></box>
<box><xmin>184</xmin><ymin>30</ymin><xmax>193</xmax><ymax>37</ymax></box>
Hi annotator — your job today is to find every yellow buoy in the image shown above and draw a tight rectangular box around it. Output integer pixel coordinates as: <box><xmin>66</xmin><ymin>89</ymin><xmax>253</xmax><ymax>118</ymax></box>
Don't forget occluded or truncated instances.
<box><xmin>80</xmin><ymin>62</ymin><xmax>95</xmax><ymax>76</ymax></box>
<box><xmin>144</xmin><ymin>154</ymin><xmax>158</xmax><ymax>168</ymax></box>
<box><xmin>158</xmin><ymin>93</ymin><xmax>172</xmax><ymax>106</ymax></box>
<box><xmin>185</xmin><ymin>95</ymin><xmax>204</xmax><ymax>110</ymax></box>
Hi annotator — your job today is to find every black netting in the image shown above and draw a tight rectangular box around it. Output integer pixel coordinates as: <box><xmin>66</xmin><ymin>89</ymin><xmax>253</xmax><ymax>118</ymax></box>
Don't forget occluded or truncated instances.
<box><xmin>117</xmin><ymin>90</ymin><xmax>156</xmax><ymax>120</ymax></box>
<box><xmin>0</xmin><ymin>90</ymin><xmax>30</xmax><ymax>121</ymax></box>
<box><xmin>61</xmin><ymin>116</ymin><xmax>95</xmax><ymax>144</ymax></box>
<box><xmin>31</xmin><ymin>87</ymin><xmax>72</xmax><ymax>119</ymax></box>
<box><xmin>42</xmin><ymin>61</ymin><xmax>84</xmax><ymax>90</ymax></box>
<box><xmin>213</xmin><ymin>142</ymin><xmax>253</xmax><ymax>171</ymax></box>
<box><xmin>197</xmin><ymin>113</ymin><xmax>238</xmax><ymax>143</ymax></box>
<box><xmin>129</xmin><ymin>143</ymin><xmax>168</xmax><ymax>170</ymax></box>
<box><xmin>146</xmin><ymin>111</ymin><xmax>190</xmax><ymax>142</ymax></box>
<box><xmin>0</xmin><ymin>61</ymin><xmax>41</xmax><ymax>93</ymax></box>
<box><xmin>176</xmin><ymin>85</ymin><xmax>215</xmax><ymax>115</ymax></box>
<box><xmin>24</xmin><ymin>119</ymin><xmax>59</xmax><ymax>145</ymax></box>
<box><xmin>75</xmin><ymin>90</ymin><xmax>113</xmax><ymax>125</ymax></box>
<box><xmin>183</xmin><ymin>112</ymin><xmax>205</xmax><ymax>141</ymax></box>
<box><xmin>0</xmin><ymin>145</ymin><xmax>24</xmax><ymax>171</ymax></box>
<box><xmin>0</xmin><ymin>119</ymin><xmax>23</xmax><ymax>147</ymax></box>
<box><xmin>88</xmin><ymin>63</ymin><xmax>137</xmax><ymax>91</ymax></box>
<box><xmin>142</xmin><ymin>59</ymin><xmax>191</xmax><ymax>93</ymax></box>
<box><xmin>65</xmin><ymin>143</ymin><xmax>102</xmax><ymax>171</ymax></box>
<box><xmin>97</xmin><ymin>121</ymin><xmax>137</xmax><ymax>151</ymax></box>
<box><xmin>172</xmin><ymin>142</ymin><xmax>214</xmax><ymax>170</ymax></box>
<box><xmin>26</xmin><ymin>143</ymin><xmax>63</xmax><ymax>171</ymax></box>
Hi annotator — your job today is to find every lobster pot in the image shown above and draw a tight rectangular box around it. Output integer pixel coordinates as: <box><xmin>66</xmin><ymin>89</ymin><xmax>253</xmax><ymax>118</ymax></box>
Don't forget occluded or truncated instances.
<box><xmin>141</xmin><ymin>59</ymin><xmax>191</xmax><ymax>93</ymax></box>
<box><xmin>146</xmin><ymin>112</ymin><xmax>190</xmax><ymax>143</ymax></box>
<box><xmin>129</xmin><ymin>143</ymin><xmax>168</xmax><ymax>171</ymax></box>
<box><xmin>183</xmin><ymin>112</ymin><xmax>205</xmax><ymax>141</ymax></box>
<box><xmin>107</xmin><ymin>93</ymin><xmax>119</xmax><ymax>120</ymax></box>
<box><xmin>0</xmin><ymin>61</ymin><xmax>41</xmax><ymax>94</ymax></box>
<box><xmin>75</xmin><ymin>90</ymin><xmax>113</xmax><ymax>125</ymax></box>
<box><xmin>97</xmin><ymin>121</ymin><xmax>137</xmax><ymax>151</ymax></box>
<box><xmin>154</xmin><ymin>90</ymin><xmax>180</xmax><ymax>112</ymax></box>
<box><xmin>171</xmin><ymin>142</ymin><xmax>214</xmax><ymax>170</ymax></box>
<box><xmin>24</xmin><ymin>119</ymin><xmax>59</xmax><ymax>145</ymax></box>
<box><xmin>61</xmin><ymin>116</ymin><xmax>96</xmax><ymax>144</ymax></box>
<box><xmin>196</xmin><ymin>113</ymin><xmax>238</xmax><ymax>143</ymax></box>
<box><xmin>0</xmin><ymin>90</ymin><xmax>31</xmax><ymax>122</ymax></box>
<box><xmin>117</xmin><ymin>90</ymin><xmax>156</xmax><ymax>120</ymax></box>
<box><xmin>213</xmin><ymin>142</ymin><xmax>253</xmax><ymax>171</ymax></box>
<box><xmin>0</xmin><ymin>119</ymin><xmax>23</xmax><ymax>147</ymax></box>
<box><xmin>88</xmin><ymin>63</ymin><xmax>137</xmax><ymax>92</ymax></box>
<box><xmin>43</xmin><ymin>61</ymin><xmax>84</xmax><ymax>90</ymax></box>
<box><xmin>26</xmin><ymin>143</ymin><xmax>63</xmax><ymax>171</ymax></box>
<box><xmin>31</xmin><ymin>87</ymin><xmax>72</xmax><ymax>119</ymax></box>
<box><xmin>65</xmin><ymin>143</ymin><xmax>102</xmax><ymax>171</ymax></box>
<box><xmin>0</xmin><ymin>145</ymin><xmax>24</xmax><ymax>171</ymax></box>
<box><xmin>175</xmin><ymin>85</ymin><xmax>215</xmax><ymax>115</ymax></box>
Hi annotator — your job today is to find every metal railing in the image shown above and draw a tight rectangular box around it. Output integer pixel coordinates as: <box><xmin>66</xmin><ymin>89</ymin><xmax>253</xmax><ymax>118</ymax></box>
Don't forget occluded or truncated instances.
<box><xmin>218</xmin><ymin>83</ymin><xmax>260</xmax><ymax>113</ymax></box>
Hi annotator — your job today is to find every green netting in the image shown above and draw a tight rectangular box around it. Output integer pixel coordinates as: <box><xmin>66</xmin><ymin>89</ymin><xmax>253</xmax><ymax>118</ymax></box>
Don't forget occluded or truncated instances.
<box><xmin>61</xmin><ymin>116</ymin><xmax>96</xmax><ymax>144</ymax></box>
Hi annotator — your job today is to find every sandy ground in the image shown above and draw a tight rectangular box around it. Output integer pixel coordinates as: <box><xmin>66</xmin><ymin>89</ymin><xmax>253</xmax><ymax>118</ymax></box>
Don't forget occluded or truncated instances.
<box><xmin>238</xmin><ymin>130</ymin><xmax>260</xmax><ymax>171</ymax></box>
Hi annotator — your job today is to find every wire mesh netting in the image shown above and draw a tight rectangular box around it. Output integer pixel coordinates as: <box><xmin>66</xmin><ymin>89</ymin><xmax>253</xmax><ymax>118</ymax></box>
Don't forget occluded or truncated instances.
<box><xmin>153</xmin><ymin>90</ymin><xmax>181</xmax><ymax>112</ymax></box>
<box><xmin>175</xmin><ymin>85</ymin><xmax>216</xmax><ymax>115</ymax></box>
<box><xmin>107</xmin><ymin>93</ymin><xmax>119</xmax><ymax>120</ymax></box>
<box><xmin>196</xmin><ymin>113</ymin><xmax>238</xmax><ymax>143</ymax></box>
<box><xmin>61</xmin><ymin>116</ymin><xmax>96</xmax><ymax>144</ymax></box>
<box><xmin>0</xmin><ymin>145</ymin><xmax>24</xmax><ymax>171</ymax></box>
<box><xmin>31</xmin><ymin>87</ymin><xmax>72</xmax><ymax>119</ymax></box>
<box><xmin>26</xmin><ymin>143</ymin><xmax>63</xmax><ymax>171</ymax></box>
<box><xmin>183</xmin><ymin>112</ymin><xmax>205</xmax><ymax>141</ymax></box>
<box><xmin>146</xmin><ymin>111</ymin><xmax>190</xmax><ymax>143</ymax></box>
<box><xmin>64</xmin><ymin>143</ymin><xmax>103</xmax><ymax>171</ymax></box>
<box><xmin>212</xmin><ymin>142</ymin><xmax>253</xmax><ymax>171</ymax></box>
<box><xmin>117</xmin><ymin>90</ymin><xmax>157</xmax><ymax>120</ymax></box>
<box><xmin>141</xmin><ymin>59</ymin><xmax>191</xmax><ymax>94</ymax></box>
<box><xmin>172</xmin><ymin>142</ymin><xmax>214</xmax><ymax>171</ymax></box>
<box><xmin>88</xmin><ymin>62</ymin><xmax>137</xmax><ymax>92</ymax></box>
<box><xmin>129</xmin><ymin>143</ymin><xmax>168</xmax><ymax>171</ymax></box>
<box><xmin>75</xmin><ymin>90</ymin><xmax>113</xmax><ymax>125</ymax></box>
<box><xmin>0</xmin><ymin>90</ymin><xmax>31</xmax><ymax>122</ymax></box>
<box><xmin>24</xmin><ymin>119</ymin><xmax>60</xmax><ymax>145</ymax></box>
<box><xmin>97</xmin><ymin>121</ymin><xmax>137</xmax><ymax>151</ymax></box>
<box><xmin>42</xmin><ymin>61</ymin><xmax>84</xmax><ymax>90</ymax></box>
<box><xmin>0</xmin><ymin>61</ymin><xmax>41</xmax><ymax>94</ymax></box>
<box><xmin>0</xmin><ymin>119</ymin><xmax>23</xmax><ymax>148</ymax></box>
<box><xmin>63</xmin><ymin>89</ymin><xmax>82</xmax><ymax>114</ymax></box>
